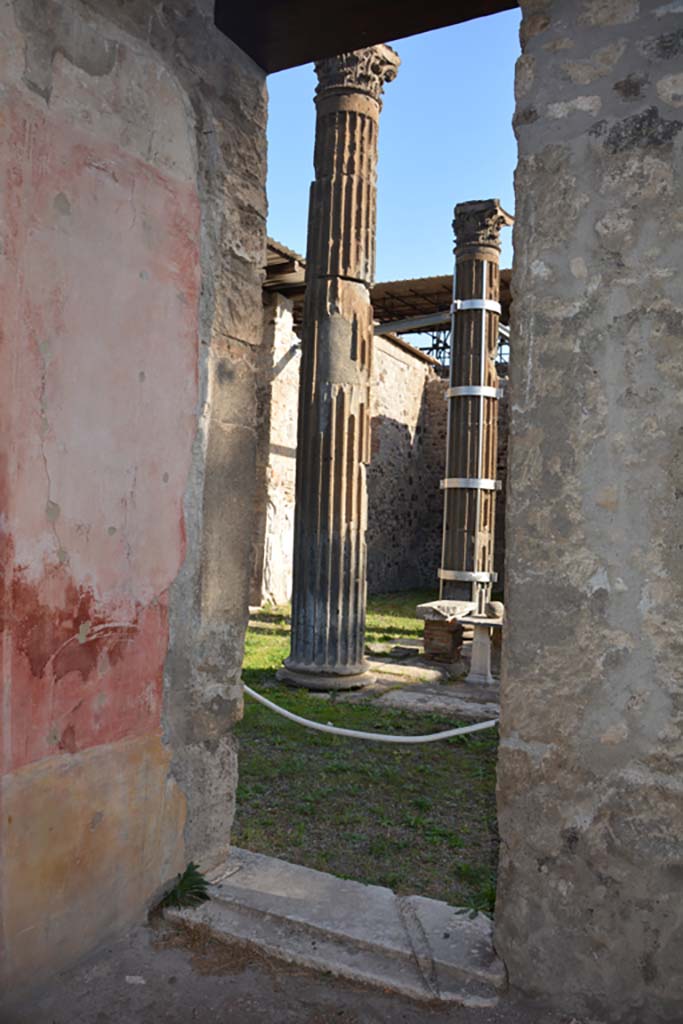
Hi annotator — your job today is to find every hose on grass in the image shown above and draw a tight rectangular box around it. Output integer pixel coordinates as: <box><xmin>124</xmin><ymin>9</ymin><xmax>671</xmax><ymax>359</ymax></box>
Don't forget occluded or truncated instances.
<box><xmin>243</xmin><ymin>684</ymin><xmax>498</xmax><ymax>744</ymax></box>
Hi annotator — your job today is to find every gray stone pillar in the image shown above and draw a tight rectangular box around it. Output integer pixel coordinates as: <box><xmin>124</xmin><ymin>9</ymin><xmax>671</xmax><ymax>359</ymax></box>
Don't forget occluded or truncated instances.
<box><xmin>279</xmin><ymin>45</ymin><xmax>399</xmax><ymax>690</ymax></box>
<box><xmin>496</xmin><ymin>2</ymin><xmax>683</xmax><ymax>1020</ymax></box>
<box><xmin>439</xmin><ymin>200</ymin><xmax>512</xmax><ymax>613</ymax></box>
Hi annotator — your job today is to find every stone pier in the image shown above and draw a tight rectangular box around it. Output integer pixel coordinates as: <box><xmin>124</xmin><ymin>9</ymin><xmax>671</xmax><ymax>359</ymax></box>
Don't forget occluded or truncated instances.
<box><xmin>496</xmin><ymin>2</ymin><xmax>683</xmax><ymax>1019</ymax></box>
<box><xmin>439</xmin><ymin>200</ymin><xmax>512</xmax><ymax>612</ymax></box>
<box><xmin>279</xmin><ymin>45</ymin><xmax>399</xmax><ymax>690</ymax></box>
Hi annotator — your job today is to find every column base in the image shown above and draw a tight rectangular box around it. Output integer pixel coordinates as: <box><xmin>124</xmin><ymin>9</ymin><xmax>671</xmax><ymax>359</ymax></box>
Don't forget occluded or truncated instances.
<box><xmin>276</xmin><ymin>665</ymin><xmax>375</xmax><ymax>691</ymax></box>
<box><xmin>465</xmin><ymin>669</ymin><xmax>496</xmax><ymax>686</ymax></box>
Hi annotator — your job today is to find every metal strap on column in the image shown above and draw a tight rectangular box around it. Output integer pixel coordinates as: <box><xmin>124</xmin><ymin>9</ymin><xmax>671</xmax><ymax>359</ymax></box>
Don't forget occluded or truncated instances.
<box><xmin>438</xmin><ymin>569</ymin><xmax>498</xmax><ymax>583</ymax></box>
<box><xmin>439</xmin><ymin>259</ymin><xmax>498</xmax><ymax>598</ymax></box>
<box><xmin>440</xmin><ymin>477</ymin><xmax>501</xmax><ymax>491</ymax></box>
<box><xmin>451</xmin><ymin>298</ymin><xmax>501</xmax><ymax>314</ymax></box>
<box><xmin>473</xmin><ymin>262</ymin><xmax>488</xmax><ymax>603</ymax></box>
<box><xmin>446</xmin><ymin>385</ymin><xmax>501</xmax><ymax>400</ymax></box>
<box><xmin>439</xmin><ymin>201</ymin><xmax>512</xmax><ymax>604</ymax></box>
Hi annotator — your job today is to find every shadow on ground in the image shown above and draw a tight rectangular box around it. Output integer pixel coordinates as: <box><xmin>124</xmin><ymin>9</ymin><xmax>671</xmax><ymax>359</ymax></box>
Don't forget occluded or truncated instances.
<box><xmin>2</xmin><ymin>922</ymin><xmax>574</xmax><ymax>1024</ymax></box>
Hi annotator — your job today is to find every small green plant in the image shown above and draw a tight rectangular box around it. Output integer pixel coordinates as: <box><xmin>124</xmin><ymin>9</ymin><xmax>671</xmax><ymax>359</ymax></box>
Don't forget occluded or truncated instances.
<box><xmin>454</xmin><ymin>864</ymin><xmax>497</xmax><ymax>917</ymax></box>
<box><xmin>160</xmin><ymin>862</ymin><xmax>211</xmax><ymax>909</ymax></box>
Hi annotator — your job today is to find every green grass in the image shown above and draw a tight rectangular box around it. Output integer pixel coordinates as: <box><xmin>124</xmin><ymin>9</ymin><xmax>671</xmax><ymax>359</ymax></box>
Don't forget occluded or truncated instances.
<box><xmin>234</xmin><ymin>591</ymin><xmax>499</xmax><ymax>914</ymax></box>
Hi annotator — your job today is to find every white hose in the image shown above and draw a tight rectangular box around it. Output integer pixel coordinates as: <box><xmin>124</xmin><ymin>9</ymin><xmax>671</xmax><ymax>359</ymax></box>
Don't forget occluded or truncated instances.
<box><xmin>243</xmin><ymin>684</ymin><xmax>498</xmax><ymax>744</ymax></box>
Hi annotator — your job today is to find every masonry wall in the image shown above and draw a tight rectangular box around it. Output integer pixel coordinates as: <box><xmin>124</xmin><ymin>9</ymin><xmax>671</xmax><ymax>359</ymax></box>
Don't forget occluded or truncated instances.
<box><xmin>252</xmin><ymin>294</ymin><xmax>301</xmax><ymax>607</ymax></box>
<box><xmin>496</xmin><ymin>2</ymin><xmax>683</xmax><ymax>1020</ymax></box>
<box><xmin>251</xmin><ymin>302</ymin><xmax>449</xmax><ymax>605</ymax></box>
<box><xmin>367</xmin><ymin>336</ymin><xmax>447</xmax><ymax>593</ymax></box>
<box><xmin>0</xmin><ymin>0</ymin><xmax>266</xmax><ymax>995</ymax></box>
<box><xmin>252</xmin><ymin>304</ymin><xmax>512</xmax><ymax>604</ymax></box>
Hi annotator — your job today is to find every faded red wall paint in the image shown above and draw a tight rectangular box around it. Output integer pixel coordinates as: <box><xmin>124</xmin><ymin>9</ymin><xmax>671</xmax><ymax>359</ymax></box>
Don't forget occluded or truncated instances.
<box><xmin>0</xmin><ymin>91</ymin><xmax>200</xmax><ymax>775</ymax></box>
<box><xmin>5</xmin><ymin>566</ymin><xmax>169</xmax><ymax>770</ymax></box>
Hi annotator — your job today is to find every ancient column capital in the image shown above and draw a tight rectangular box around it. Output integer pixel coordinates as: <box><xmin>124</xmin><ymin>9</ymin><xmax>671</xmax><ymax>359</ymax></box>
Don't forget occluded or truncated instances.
<box><xmin>453</xmin><ymin>199</ymin><xmax>514</xmax><ymax>259</ymax></box>
<box><xmin>315</xmin><ymin>45</ymin><xmax>400</xmax><ymax>112</ymax></box>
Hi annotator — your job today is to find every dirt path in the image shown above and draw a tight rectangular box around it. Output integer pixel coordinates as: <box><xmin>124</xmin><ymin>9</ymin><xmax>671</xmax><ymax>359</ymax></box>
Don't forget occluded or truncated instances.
<box><xmin>3</xmin><ymin>922</ymin><xmax>577</xmax><ymax>1024</ymax></box>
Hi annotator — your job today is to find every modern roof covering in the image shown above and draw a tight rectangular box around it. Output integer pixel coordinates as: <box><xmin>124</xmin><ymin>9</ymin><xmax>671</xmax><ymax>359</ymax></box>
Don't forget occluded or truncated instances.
<box><xmin>371</xmin><ymin>275</ymin><xmax>452</xmax><ymax>327</ymax></box>
<box><xmin>264</xmin><ymin>239</ymin><xmax>512</xmax><ymax>329</ymax></box>
<box><xmin>267</xmin><ymin>237</ymin><xmax>305</xmax><ymax>267</ymax></box>
<box><xmin>372</xmin><ymin>271</ymin><xmax>512</xmax><ymax>329</ymax></box>
<box><xmin>214</xmin><ymin>1</ymin><xmax>517</xmax><ymax>74</ymax></box>
<box><xmin>265</xmin><ymin>238</ymin><xmax>306</xmax><ymax>297</ymax></box>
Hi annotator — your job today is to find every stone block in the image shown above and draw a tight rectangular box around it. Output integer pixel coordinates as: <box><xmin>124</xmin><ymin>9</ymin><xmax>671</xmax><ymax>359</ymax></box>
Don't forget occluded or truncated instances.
<box><xmin>423</xmin><ymin>619</ymin><xmax>464</xmax><ymax>662</ymax></box>
<box><xmin>167</xmin><ymin>847</ymin><xmax>506</xmax><ymax>1007</ymax></box>
<box><xmin>416</xmin><ymin>600</ymin><xmax>474</xmax><ymax>621</ymax></box>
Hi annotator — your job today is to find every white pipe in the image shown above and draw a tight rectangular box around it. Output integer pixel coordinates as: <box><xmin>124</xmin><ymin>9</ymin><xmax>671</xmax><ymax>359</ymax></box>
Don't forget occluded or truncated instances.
<box><xmin>243</xmin><ymin>684</ymin><xmax>498</xmax><ymax>744</ymax></box>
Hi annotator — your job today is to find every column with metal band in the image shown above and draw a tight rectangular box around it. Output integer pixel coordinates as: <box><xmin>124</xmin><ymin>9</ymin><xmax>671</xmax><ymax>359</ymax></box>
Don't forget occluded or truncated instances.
<box><xmin>439</xmin><ymin>199</ymin><xmax>513</xmax><ymax>612</ymax></box>
<box><xmin>279</xmin><ymin>45</ymin><xmax>400</xmax><ymax>691</ymax></box>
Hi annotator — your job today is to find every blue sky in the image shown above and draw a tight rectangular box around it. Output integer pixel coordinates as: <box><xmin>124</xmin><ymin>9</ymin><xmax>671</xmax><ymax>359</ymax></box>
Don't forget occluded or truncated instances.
<box><xmin>265</xmin><ymin>9</ymin><xmax>521</xmax><ymax>282</ymax></box>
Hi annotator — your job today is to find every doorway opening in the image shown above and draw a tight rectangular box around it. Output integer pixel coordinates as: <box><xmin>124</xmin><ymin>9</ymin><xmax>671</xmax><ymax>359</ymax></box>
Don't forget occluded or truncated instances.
<box><xmin>235</xmin><ymin>8</ymin><xmax>519</xmax><ymax>934</ymax></box>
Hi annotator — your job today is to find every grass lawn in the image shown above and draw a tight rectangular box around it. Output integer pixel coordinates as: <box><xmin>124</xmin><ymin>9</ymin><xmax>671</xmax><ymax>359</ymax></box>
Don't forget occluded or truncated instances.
<box><xmin>233</xmin><ymin>591</ymin><xmax>499</xmax><ymax>914</ymax></box>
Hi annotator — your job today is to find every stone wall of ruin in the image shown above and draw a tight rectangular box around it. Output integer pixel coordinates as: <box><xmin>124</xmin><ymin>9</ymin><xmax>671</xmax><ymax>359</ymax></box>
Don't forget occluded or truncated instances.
<box><xmin>251</xmin><ymin>294</ymin><xmax>301</xmax><ymax>607</ymax></box>
<box><xmin>251</xmin><ymin>299</ymin><xmax>452</xmax><ymax>605</ymax></box>
<box><xmin>367</xmin><ymin>336</ymin><xmax>447</xmax><ymax>594</ymax></box>
<box><xmin>252</xmin><ymin>301</ymin><xmax>510</xmax><ymax>604</ymax></box>
<box><xmin>0</xmin><ymin>0</ymin><xmax>266</xmax><ymax>995</ymax></box>
<box><xmin>496</xmin><ymin>1</ymin><xmax>683</xmax><ymax>1019</ymax></box>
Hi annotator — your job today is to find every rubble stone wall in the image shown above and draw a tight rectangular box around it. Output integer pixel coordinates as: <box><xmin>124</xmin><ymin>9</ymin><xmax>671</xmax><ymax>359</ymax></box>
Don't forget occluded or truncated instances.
<box><xmin>250</xmin><ymin>303</ymin><xmax>511</xmax><ymax>606</ymax></box>
<box><xmin>252</xmin><ymin>294</ymin><xmax>301</xmax><ymax>607</ymax></box>
<box><xmin>496</xmin><ymin>2</ymin><xmax>683</xmax><ymax>1020</ymax></box>
<box><xmin>251</xmin><ymin>303</ymin><xmax>451</xmax><ymax>604</ymax></box>
<box><xmin>367</xmin><ymin>335</ymin><xmax>447</xmax><ymax>593</ymax></box>
<box><xmin>252</xmin><ymin>304</ymin><xmax>510</xmax><ymax>603</ymax></box>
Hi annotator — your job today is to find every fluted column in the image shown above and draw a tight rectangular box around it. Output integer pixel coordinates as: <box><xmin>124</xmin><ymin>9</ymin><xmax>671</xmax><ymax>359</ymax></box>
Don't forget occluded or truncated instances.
<box><xmin>439</xmin><ymin>199</ymin><xmax>513</xmax><ymax>613</ymax></box>
<box><xmin>279</xmin><ymin>45</ymin><xmax>399</xmax><ymax>690</ymax></box>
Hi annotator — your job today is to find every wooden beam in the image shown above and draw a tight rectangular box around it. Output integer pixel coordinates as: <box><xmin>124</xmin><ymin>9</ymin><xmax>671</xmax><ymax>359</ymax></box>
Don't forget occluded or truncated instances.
<box><xmin>215</xmin><ymin>0</ymin><xmax>518</xmax><ymax>73</ymax></box>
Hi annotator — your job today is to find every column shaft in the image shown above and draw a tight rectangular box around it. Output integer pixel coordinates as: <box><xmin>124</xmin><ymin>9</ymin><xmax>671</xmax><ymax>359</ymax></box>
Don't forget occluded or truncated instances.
<box><xmin>281</xmin><ymin>46</ymin><xmax>399</xmax><ymax>689</ymax></box>
<box><xmin>440</xmin><ymin>200</ymin><xmax>513</xmax><ymax>610</ymax></box>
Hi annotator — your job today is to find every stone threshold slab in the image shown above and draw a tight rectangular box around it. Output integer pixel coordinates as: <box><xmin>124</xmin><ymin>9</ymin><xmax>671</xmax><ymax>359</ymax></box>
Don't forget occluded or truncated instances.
<box><xmin>166</xmin><ymin>847</ymin><xmax>506</xmax><ymax>1008</ymax></box>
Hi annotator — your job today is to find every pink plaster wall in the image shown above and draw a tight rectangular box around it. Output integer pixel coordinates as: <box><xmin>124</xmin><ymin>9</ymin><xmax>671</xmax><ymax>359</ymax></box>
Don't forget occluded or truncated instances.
<box><xmin>0</xmin><ymin>91</ymin><xmax>200</xmax><ymax>775</ymax></box>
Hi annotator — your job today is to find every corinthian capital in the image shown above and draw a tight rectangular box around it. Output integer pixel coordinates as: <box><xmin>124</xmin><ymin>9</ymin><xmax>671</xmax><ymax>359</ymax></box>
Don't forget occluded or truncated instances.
<box><xmin>315</xmin><ymin>44</ymin><xmax>400</xmax><ymax>107</ymax></box>
<box><xmin>453</xmin><ymin>199</ymin><xmax>514</xmax><ymax>254</ymax></box>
